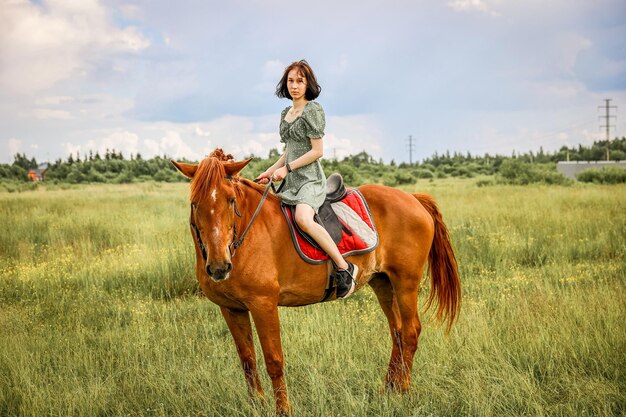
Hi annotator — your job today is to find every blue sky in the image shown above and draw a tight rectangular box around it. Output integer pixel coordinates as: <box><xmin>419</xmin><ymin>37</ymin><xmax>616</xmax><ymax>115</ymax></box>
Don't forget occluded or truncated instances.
<box><xmin>1</xmin><ymin>0</ymin><xmax>625</xmax><ymax>164</ymax></box>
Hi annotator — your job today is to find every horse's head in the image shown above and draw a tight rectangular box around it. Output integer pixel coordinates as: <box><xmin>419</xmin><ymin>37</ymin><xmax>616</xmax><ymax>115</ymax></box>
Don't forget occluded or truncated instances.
<box><xmin>172</xmin><ymin>151</ymin><xmax>252</xmax><ymax>282</ymax></box>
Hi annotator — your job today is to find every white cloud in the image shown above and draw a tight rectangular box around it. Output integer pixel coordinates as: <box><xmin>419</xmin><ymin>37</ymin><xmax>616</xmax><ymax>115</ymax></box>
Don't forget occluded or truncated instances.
<box><xmin>325</xmin><ymin>114</ymin><xmax>384</xmax><ymax>160</ymax></box>
<box><xmin>58</xmin><ymin>130</ymin><xmax>140</xmax><ymax>159</ymax></box>
<box><xmin>448</xmin><ymin>0</ymin><xmax>500</xmax><ymax>16</ymax></box>
<box><xmin>194</xmin><ymin>126</ymin><xmax>211</xmax><ymax>137</ymax></box>
<box><xmin>144</xmin><ymin>131</ymin><xmax>200</xmax><ymax>160</ymax></box>
<box><xmin>230</xmin><ymin>140</ymin><xmax>266</xmax><ymax>158</ymax></box>
<box><xmin>7</xmin><ymin>138</ymin><xmax>22</xmax><ymax>157</ymax></box>
<box><xmin>97</xmin><ymin>130</ymin><xmax>140</xmax><ymax>157</ymax></box>
<box><xmin>550</xmin><ymin>33</ymin><xmax>593</xmax><ymax>75</ymax></box>
<box><xmin>0</xmin><ymin>0</ymin><xmax>149</xmax><ymax>95</ymax></box>
<box><xmin>62</xmin><ymin>142</ymin><xmax>82</xmax><ymax>157</ymax></box>
<box><xmin>33</xmin><ymin>108</ymin><xmax>73</xmax><ymax>120</ymax></box>
<box><xmin>119</xmin><ymin>4</ymin><xmax>143</xmax><ymax>20</ymax></box>
<box><xmin>35</xmin><ymin>96</ymin><xmax>75</xmax><ymax>106</ymax></box>
<box><xmin>131</xmin><ymin>113</ymin><xmax>378</xmax><ymax>162</ymax></box>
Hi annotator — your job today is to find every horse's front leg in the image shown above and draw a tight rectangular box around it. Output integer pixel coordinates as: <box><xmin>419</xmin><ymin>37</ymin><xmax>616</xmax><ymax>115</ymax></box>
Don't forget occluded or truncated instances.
<box><xmin>220</xmin><ymin>306</ymin><xmax>265</xmax><ymax>399</ymax></box>
<box><xmin>249</xmin><ymin>299</ymin><xmax>291</xmax><ymax>416</ymax></box>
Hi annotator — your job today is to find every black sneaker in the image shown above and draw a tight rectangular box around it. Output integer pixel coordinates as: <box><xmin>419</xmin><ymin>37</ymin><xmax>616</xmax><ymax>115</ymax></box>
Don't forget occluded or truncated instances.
<box><xmin>335</xmin><ymin>262</ymin><xmax>359</xmax><ymax>299</ymax></box>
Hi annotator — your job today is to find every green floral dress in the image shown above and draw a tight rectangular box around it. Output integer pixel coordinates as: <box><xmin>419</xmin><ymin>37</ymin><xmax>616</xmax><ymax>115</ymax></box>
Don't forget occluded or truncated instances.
<box><xmin>278</xmin><ymin>101</ymin><xmax>327</xmax><ymax>211</ymax></box>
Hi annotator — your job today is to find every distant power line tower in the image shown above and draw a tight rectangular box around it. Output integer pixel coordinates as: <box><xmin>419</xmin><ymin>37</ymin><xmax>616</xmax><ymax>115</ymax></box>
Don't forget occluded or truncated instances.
<box><xmin>598</xmin><ymin>98</ymin><xmax>617</xmax><ymax>161</ymax></box>
<box><xmin>407</xmin><ymin>135</ymin><xmax>415</xmax><ymax>165</ymax></box>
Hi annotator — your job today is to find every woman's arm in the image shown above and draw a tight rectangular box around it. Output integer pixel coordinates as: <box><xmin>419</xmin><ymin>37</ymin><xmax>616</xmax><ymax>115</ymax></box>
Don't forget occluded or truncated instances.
<box><xmin>288</xmin><ymin>138</ymin><xmax>323</xmax><ymax>170</ymax></box>
<box><xmin>267</xmin><ymin>153</ymin><xmax>287</xmax><ymax>173</ymax></box>
<box><xmin>271</xmin><ymin>138</ymin><xmax>323</xmax><ymax>181</ymax></box>
<box><xmin>255</xmin><ymin>153</ymin><xmax>286</xmax><ymax>183</ymax></box>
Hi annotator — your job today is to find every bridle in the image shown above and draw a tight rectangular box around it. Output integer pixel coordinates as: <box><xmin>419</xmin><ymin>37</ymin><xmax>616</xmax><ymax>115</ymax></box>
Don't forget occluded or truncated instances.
<box><xmin>190</xmin><ymin>177</ymin><xmax>285</xmax><ymax>262</ymax></box>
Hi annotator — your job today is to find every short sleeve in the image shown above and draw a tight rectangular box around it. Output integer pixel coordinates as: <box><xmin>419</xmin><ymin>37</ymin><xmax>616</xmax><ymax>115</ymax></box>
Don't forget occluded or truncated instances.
<box><xmin>303</xmin><ymin>104</ymin><xmax>325</xmax><ymax>139</ymax></box>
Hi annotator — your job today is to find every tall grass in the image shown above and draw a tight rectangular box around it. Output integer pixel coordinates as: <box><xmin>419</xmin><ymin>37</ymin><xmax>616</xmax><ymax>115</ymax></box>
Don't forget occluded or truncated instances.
<box><xmin>1</xmin><ymin>180</ymin><xmax>624</xmax><ymax>416</ymax></box>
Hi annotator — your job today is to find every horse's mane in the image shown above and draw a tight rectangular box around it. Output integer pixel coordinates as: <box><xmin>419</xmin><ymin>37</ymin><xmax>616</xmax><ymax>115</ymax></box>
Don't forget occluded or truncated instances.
<box><xmin>190</xmin><ymin>149</ymin><xmax>234</xmax><ymax>202</ymax></box>
<box><xmin>239</xmin><ymin>177</ymin><xmax>280</xmax><ymax>202</ymax></box>
<box><xmin>189</xmin><ymin>148</ymin><xmax>279</xmax><ymax>203</ymax></box>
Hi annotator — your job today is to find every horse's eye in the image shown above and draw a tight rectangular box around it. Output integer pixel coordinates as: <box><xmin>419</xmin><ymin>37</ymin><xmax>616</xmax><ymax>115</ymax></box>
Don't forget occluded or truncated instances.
<box><xmin>229</xmin><ymin>197</ymin><xmax>235</xmax><ymax>205</ymax></box>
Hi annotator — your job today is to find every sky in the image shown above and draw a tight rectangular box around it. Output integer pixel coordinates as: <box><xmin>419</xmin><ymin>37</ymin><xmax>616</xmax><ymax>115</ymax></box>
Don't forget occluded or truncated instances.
<box><xmin>1</xmin><ymin>0</ymin><xmax>625</xmax><ymax>164</ymax></box>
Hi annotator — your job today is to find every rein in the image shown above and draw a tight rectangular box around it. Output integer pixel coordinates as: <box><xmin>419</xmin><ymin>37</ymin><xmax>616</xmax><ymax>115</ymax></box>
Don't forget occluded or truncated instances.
<box><xmin>228</xmin><ymin>178</ymin><xmax>284</xmax><ymax>257</ymax></box>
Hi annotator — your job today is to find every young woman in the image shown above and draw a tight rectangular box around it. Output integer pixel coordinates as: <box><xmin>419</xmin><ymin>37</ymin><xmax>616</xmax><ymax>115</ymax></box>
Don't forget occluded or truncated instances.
<box><xmin>256</xmin><ymin>60</ymin><xmax>358</xmax><ymax>299</ymax></box>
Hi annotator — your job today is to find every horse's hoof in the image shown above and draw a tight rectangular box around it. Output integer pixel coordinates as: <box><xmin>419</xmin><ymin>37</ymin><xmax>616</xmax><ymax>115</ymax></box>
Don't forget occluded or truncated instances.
<box><xmin>382</xmin><ymin>381</ymin><xmax>410</xmax><ymax>395</ymax></box>
<box><xmin>276</xmin><ymin>408</ymin><xmax>292</xmax><ymax>417</ymax></box>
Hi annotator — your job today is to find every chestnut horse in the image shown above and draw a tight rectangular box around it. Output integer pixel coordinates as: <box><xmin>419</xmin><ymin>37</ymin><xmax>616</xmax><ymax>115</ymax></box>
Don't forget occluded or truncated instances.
<box><xmin>172</xmin><ymin>150</ymin><xmax>460</xmax><ymax>416</ymax></box>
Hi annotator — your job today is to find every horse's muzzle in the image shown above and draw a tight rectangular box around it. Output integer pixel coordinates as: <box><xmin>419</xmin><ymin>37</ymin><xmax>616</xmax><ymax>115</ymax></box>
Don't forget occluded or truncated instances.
<box><xmin>206</xmin><ymin>262</ymin><xmax>233</xmax><ymax>281</ymax></box>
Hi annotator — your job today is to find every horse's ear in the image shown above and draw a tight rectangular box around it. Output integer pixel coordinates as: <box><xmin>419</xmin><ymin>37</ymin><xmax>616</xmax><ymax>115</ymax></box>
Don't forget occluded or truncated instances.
<box><xmin>224</xmin><ymin>158</ymin><xmax>253</xmax><ymax>177</ymax></box>
<box><xmin>171</xmin><ymin>160</ymin><xmax>197</xmax><ymax>178</ymax></box>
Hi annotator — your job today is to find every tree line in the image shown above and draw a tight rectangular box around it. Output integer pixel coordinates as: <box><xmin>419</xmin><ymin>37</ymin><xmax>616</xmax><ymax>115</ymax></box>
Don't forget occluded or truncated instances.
<box><xmin>2</xmin><ymin>138</ymin><xmax>625</xmax><ymax>190</ymax></box>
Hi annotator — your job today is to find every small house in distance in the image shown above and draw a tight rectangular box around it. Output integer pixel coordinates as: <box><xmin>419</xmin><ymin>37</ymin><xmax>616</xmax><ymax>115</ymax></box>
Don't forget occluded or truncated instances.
<box><xmin>27</xmin><ymin>163</ymin><xmax>49</xmax><ymax>181</ymax></box>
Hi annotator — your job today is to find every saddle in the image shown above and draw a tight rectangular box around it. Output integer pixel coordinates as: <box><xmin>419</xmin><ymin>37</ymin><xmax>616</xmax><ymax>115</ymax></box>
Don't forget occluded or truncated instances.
<box><xmin>280</xmin><ymin>173</ymin><xmax>378</xmax><ymax>265</ymax></box>
<box><xmin>284</xmin><ymin>173</ymin><xmax>348</xmax><ymax>247</ymax></box>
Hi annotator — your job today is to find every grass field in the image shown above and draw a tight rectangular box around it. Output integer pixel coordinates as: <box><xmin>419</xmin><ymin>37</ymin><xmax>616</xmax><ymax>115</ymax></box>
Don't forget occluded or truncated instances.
<box><xmin>1</xmin><ymin>179</ymin><xmax>624</xmax><ymax>416</ymax></box>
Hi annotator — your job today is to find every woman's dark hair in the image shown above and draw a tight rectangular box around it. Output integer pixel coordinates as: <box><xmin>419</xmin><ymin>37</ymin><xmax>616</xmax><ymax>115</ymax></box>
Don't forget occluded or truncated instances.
<box><xmin>275</xmin><ymin>60</ymin><xmax>321</xmax><ymax>100</ymax></box>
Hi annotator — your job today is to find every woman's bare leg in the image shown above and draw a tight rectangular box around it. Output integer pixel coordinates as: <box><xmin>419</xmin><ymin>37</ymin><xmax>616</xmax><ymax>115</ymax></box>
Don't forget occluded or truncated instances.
<box><xmin>294</xmin><ymin>203</ymin><xmax>349</xmax><ymax>270</ymax></box>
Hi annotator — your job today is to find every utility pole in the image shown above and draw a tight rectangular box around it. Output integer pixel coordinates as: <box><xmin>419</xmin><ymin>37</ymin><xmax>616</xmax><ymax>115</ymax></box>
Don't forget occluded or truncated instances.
<box><xmin>598</xmin><ymin>98</ymin><xmax>617</xmax><ymax>161</ymax></box>
<box><xmin>407</xmin><ymin>135</ymin><xmax>415</xmax><ymax>165</ymax></box>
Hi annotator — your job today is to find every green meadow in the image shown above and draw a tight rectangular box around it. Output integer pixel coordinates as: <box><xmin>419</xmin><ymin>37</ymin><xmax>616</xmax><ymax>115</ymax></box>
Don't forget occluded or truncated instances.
<box><xmin>0</xmin><ymin>180</ymin><xmax>624</xmax><ymax>416</ymax></box>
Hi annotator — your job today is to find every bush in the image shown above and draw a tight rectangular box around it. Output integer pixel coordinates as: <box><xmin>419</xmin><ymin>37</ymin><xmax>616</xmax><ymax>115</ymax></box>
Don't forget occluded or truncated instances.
<box><xmin>332</xmin><ymin>164</ymin><xmax>364</xmax><ymax>186</ymax></box>
<box><xmin>381</xmin><ymin>172</ymin><xmax>397</xmax><ymax>187</ymax></box>
<box><xmin>0</xmin><ymin>165</ymin><xmax>28</xmax><ymax>181</ymax></box>
<box><xmin>153</xmin><ymin>170</ymin><xmax>178</xmax><ymax>182</ymax></box>
<box><xmin>394</xmin><ymin>170</ymin><xmax>416</xmax><ymax>185</ymax></box>
<box><xmin>611</xmin><ymin>150</ymin><xmax>626</xmax><ymax>160</ymax></box>
<box><xmin>86</xmin><ymin>168</ymin><xmax>107</xmax><ymax>183</ymax></box>
<box><xmin>0</xmin><ymin>181</ymin><xmax>39</xmax><ymax>192</ymax></box>
<box><xmin>411</xmin><ymin>168</ymin><xmax>435</xmax><ymax>179</ymax></box>
<box><xmin>451</xmin><ymin>166</ymin><xmax>475</xmax><ymax>178</ymax></box>
<box><xmin>66</xmin><ymin>169</ymin><xmax>86</xmax><ymax>184</ymax></box>
<box><xmin>112</xmin><ymin>170</ymin><xmax>134</xmax><ymax>184</ymax></box>
<box><xmin>476</xmin><ymin>179</ymin><xmax>495</xmax><ymax>187</ymax></box>
<box><xmin>577</xmin><ymin>167</ymin><xmax>626</xmax><ymax>184</ymax></box>
<box><xmin>497</xmin><ymin>160</ymin><xmax>571</xmax><ymax>185</ymax></box>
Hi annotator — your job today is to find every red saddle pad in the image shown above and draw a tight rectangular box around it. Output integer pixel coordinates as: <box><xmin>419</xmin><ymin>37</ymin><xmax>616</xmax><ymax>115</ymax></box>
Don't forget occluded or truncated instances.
<box><xmin>281</xmin><ymin>189</ymin><xmax>378</xmax><ymax>264</ymax></box>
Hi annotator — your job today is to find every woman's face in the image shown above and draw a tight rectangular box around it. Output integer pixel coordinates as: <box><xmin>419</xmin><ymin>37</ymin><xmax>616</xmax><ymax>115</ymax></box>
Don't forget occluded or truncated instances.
<box><xmin>287</xmin><ymin>68</ymin><xmax>307</xmax><ymax>101</ymax></box>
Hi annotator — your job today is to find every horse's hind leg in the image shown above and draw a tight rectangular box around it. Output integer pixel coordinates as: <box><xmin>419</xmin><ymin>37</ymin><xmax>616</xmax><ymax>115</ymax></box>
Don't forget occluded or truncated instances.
<box><xmin>370</xmin><ymin>269</ymin><xmax>422</xmax><ymax>392</ymax></box>
<box><xmin>390</xmin><ymin>271</ymin><xmax>422</xmax><ymax>392</ymax></box>
<box><xmin>369</xmin><ymin>274</ymin><xmax>404</xmax><ymax>390</ymax></box>
<box><xmin>220</xmin><ymin>307</ymin><xmax>265</xmax><ymax>399</ymax></box>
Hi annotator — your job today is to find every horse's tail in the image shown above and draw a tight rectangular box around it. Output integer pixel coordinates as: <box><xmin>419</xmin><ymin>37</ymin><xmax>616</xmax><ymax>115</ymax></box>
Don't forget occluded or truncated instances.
<box><xmin>413</xmin><ymin>193</ymin><xmax>461</xmax><ymax>333</ymax></box>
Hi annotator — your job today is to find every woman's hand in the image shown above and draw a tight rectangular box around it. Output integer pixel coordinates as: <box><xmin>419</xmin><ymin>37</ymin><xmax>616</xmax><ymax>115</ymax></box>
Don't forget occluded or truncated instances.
<box><xmin>272</xmin><ymin>166</ymin><xmax>289</xmax><ymax>182</ymax></box>
<box><xmin>255</xmin><ymin>170</ymin><xmax>273</xmax><ymax>184</ymax></box>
